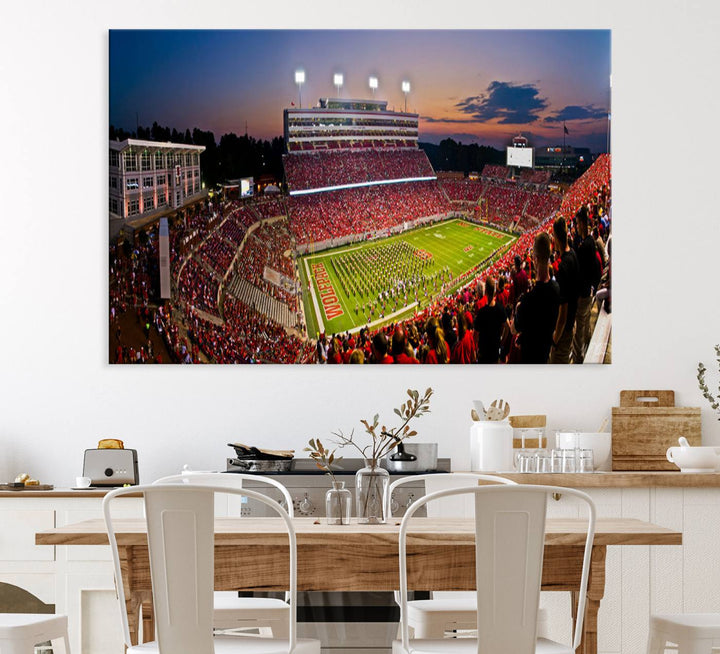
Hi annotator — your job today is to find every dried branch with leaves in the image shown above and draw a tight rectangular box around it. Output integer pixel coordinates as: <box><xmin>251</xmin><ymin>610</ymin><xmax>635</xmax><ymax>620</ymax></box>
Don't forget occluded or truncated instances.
<box><xmin>698</xmin><ymin>344</ymin><xmax>720</xmax><ymax>420</ymax></box>
<box><xmin>331</xmin><ymin>387</ymin><xmax>434</xmax><ymax>467</ymax></box>
<box><xmin>305</xmin><ymin>438</ymin><xmax>343</xmax><ymax>482</ymax></box>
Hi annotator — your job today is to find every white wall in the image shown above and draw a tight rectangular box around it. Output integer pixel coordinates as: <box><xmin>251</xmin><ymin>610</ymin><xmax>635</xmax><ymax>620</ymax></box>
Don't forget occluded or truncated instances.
<box><xmin>0</xmin><ymin>0</ymin><xmax>719</xmax><ymax>487</ymax></box>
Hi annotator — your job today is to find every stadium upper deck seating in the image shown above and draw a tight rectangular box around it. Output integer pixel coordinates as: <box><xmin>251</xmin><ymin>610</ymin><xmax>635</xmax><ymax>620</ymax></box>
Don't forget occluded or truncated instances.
<box><xmin>286</xmin><ymin>180</ymin><xmax>451</xmax><ymax>245</ymax></box>
<box><xmin>284</xmin><ymin>149</ymin><xmax>435</xmax><ymax>192</ymax></box>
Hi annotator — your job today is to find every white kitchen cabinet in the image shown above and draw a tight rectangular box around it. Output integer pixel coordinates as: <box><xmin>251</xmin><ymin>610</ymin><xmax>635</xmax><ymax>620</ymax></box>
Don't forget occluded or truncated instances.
<box><xmin>537</xmin><ymin>484</ymin><xmax>718</xmax><ymax>654</ymax></box>
<box><xmin>0</xmin><ymin>492</ymin><xmax>142</xmax><ymax>654</ymax></box>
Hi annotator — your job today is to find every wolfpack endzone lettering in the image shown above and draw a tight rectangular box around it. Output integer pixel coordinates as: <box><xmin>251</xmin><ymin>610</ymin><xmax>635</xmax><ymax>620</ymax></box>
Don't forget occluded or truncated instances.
<box><xmin>474</xmin><ymin>226</ymin><xmax>503</xmax><ymax>239</ymax></box>
<box><xmin>311</xmin><ymin>262</ymin><xmax>344</xmax><ymax>319</ymax></box>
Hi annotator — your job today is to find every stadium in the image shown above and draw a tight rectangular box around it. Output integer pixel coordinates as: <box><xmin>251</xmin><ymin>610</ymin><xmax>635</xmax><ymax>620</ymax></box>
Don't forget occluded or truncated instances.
<box><xmin>109</xmin><ymin>91</ymin><xmax>611</xmax><ymax>365</ymax></box>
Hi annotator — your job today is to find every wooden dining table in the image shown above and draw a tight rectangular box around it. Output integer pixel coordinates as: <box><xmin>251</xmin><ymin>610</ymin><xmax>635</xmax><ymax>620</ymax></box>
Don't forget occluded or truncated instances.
<box><xmin>36</xmin><ymin>516</ymin><xmax>681</xmax><ymax>654</ymax></box>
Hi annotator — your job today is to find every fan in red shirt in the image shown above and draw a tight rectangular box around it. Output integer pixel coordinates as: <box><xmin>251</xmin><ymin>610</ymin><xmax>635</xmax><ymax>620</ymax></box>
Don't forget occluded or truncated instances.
<box><xmin>391</xmin><ymin>327</ymin><xmax>419</xmax><ymax>364</ymax></box>
<box><xmin>371</xmin><ymin>332</ymin><xmax>394</xmax><ymax>364</ymax></box>
<box><xmin>451</xmin><ymin>313</ymin><xmax>477</xmax><ymax>364</ymax></box>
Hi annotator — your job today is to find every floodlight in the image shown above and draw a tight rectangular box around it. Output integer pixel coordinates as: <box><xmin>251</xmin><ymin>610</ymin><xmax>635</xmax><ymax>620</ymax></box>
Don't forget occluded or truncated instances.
<box><xmin>401</xmin><ymin>80</ymin><xmax>411</xmax><ymax>112</ymax></box>
<box><xmin>295</xmin><ymin>69</ymin><xmax>305</xmax><ymax>108</ymax></box>
<box><xmin>369</xmin><ymin>76</ymin><xmax>378</xmax><ymax>89</ymax></box>
<box><xmin>333</xmin><ymin>73</ymin><xmax>344</xmax><ymax>87</ymax></box>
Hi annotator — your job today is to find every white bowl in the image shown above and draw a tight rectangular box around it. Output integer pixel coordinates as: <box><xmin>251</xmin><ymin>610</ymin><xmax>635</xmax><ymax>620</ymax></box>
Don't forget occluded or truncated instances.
<box><xmin>666</xmin><ymin>446</ymin><xmax>720</xmax><ymax>472</ymax></box>
<box><xmin>555</xmin><ymin>432</ymin><xmax>612</xmax><ymax>471</ymax></box>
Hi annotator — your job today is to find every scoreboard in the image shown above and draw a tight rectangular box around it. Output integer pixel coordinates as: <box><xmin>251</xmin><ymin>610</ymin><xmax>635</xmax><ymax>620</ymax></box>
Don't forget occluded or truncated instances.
<box><xmin>506</xmin><ymin>146</ymin><xmax>534</xmax><ymax>168</ymax></box>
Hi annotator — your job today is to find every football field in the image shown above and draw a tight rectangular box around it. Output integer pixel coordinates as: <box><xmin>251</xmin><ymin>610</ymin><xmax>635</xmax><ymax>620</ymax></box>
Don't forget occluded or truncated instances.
<box><xmin>299</xmin><ymin>218</ymin><xmax>516</xmax><ymax>336</ymax></box>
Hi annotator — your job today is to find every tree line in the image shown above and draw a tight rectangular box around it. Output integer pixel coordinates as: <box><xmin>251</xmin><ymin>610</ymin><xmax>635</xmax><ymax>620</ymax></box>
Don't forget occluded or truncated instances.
<box><xmin>109</xmin><ymin>124</ymin><xmax>507</xmax><ymax>188</ymax></box>
<box><xmin>419</xmin><ymin>139</ymin><xmax>504</xmax><ymax>175</ymax></box>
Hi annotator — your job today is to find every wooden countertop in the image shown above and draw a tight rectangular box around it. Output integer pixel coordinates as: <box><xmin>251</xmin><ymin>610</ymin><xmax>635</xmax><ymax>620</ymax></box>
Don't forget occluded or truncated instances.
<box><xmin>460</xmin><ymin>471</ymin><xmax>720</xmax><ymax>487</ymax></box>
<box><xmin>3</xmin><ymin>471</ymin><xmax>720</xmax><ymax>497</ymax></box>
<box><xmin>0</xmin><ymin>488</ymin><xmax>139</xmax><ymax>498</ymax></box>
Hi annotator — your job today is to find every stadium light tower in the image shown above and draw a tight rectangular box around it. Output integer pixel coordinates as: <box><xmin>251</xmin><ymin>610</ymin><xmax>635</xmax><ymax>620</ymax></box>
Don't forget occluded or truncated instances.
<box><xmin>334</xmin><ymin>72</ymin><xmax>344</xmax><ymax>97</ymax></box>
<box><xmin>401</xmin><ymin>80</ymin><xmax>411</xmax><ymax>112</ymax></box>
<box><xmin>369</xmin><ymin>75</ymin><xmax>378</xmax><ymax>97</ymax></box>
<box><xmin>294</xmin><ymin>69</ymin><xmax>305</xmax><ymax>108</ymax></box>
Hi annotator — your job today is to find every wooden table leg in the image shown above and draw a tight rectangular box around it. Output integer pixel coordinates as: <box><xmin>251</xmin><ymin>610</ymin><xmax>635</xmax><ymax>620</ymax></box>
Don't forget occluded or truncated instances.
<box><xmin>125</xmin><ymin>592</ymin><xmax>142</xmax><ymax>646</ymax></box>
<box><xmin>140</xmin><ymin>590</ymin><xmax>154</xmax><ymax>643</ymax></box>
<box><xmin>119</xmin><ymin>545</ymin><xmax>155</xmax><ymax>646</ymax></box>
<box><xmin>572</xmin><ymin>545</ymin><xmax>606</xmax><ymax>654</ymax></box>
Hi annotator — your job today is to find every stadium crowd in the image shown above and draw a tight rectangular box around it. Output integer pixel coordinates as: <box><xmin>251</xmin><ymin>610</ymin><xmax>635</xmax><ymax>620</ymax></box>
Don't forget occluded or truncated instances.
<box><xmin>284</xmin><ymin>149</ymin><xmax>435</xmax><ymax>191</ymax></box>
<box><xmin>286</xmin><ymin>181</ymin><xmax>451</xmax><ymax>245</ymax></box>
<box><xmin>313</xmin><ymin>154</ymin><xmax>611</xmax><ymax>364</ymax></box>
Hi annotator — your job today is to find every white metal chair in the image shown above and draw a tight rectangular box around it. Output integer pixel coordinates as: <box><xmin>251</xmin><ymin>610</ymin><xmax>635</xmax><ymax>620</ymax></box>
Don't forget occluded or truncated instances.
<box><xmin>393</xmin><ymin>484</ymin><xmax>596</xmax><ymax>654</ymax></box>
<box><xmin>0</xmin><ymin>614</ymin><xmax>70</xmax><ymax>654</ymax></box>
<box><xmin>153</xmin><ymin>472</ymin><xmax>292</xmax><ymax>637</ymax></box>
<box><xmin>386</xmin><ymin>473</ymin><xmax>519</xmax><ymax>638</ymax></box>
<box><xmin>103</xmin><ymin>483</ymin><xmax>320</xmax><ymax>654</ymax></box>
<box><xmin>647</xmin><ymin>614</ymin><xmax>720</xmax><ymax>653</ymax></box>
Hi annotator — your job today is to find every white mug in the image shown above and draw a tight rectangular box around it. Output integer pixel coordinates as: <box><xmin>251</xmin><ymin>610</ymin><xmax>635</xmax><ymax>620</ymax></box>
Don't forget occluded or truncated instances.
<box><xmin>75</xmin><ymin>476</ymin><xmax>92</xmax><ymax>488</ymax></box>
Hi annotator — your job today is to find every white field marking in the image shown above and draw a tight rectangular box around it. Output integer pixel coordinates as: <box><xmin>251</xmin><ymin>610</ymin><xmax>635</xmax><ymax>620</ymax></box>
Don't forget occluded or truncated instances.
<box><xmin>345</xmin><ymin>302</ymin><xmax>419</xmax><ymax>335</ymax></box>
<box><xmin>303</xmin><ymin>257</ymin><xmax>325</xmax><ymax>335</ymax></box>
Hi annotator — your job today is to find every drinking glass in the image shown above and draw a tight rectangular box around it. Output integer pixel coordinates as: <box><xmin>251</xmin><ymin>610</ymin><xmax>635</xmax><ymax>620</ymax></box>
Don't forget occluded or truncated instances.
<box><xmin>532</xmin><ymin>427</ymin><xmax>546</xmax><ymax>449</ymax></box>
<box><xmin>578</xmin><ymin>449</ymin><xmax>595</xmax><ymax>473</ymax></box>
<box><xmin>536</xmin><ymin>450</ymin><xmax>551</xmax><ymax>473</ymax></box>
<box><xmin>561</xmin><ymin>449</ymin><xmax>577</xmax><ymax>473</ymax></box>
<box><xmin>515</xmin><ymin>447</ymin><xmax>531</xmax><ymax>471</ymax></box>
<box><xmin>517</xmin><ymin>451</ymin><xmax>536</xmax><ymax>473</ymax></box>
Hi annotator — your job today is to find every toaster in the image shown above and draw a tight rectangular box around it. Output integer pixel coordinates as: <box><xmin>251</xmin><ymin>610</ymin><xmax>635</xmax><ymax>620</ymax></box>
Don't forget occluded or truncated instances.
<box><xmin>82</xmin><ymin>449</ymin><xmax>139</xmax><ymax>486</ymax></box>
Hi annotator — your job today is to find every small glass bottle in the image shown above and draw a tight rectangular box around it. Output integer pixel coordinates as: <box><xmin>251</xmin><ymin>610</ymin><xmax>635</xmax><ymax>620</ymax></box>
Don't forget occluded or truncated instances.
<box><xmin>325</xmin><ymin>480</ymin><xmax>352</xmax><ymax>525</ymax></box>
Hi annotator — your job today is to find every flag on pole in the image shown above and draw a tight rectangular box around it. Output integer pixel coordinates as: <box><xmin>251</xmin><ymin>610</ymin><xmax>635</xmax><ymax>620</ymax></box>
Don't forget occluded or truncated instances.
<box><xmin>563</xmin><ymin>123</ymin><xmax>569</xmax><ymax>135</ymax></box>
<box><xmin>291</xmin><ymin>101</ymin><xmax>295</xmax><ymax>107</ymax></box>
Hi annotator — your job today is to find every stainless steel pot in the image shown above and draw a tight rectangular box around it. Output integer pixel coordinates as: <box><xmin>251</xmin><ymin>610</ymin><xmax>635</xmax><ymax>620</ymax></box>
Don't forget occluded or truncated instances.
<box><xmin>227</xmin><ymin>458</ymin><xmax>293</xmax><ymax>472</ymax></box>
<box><xmin>384</xmin><ymin>443</ymin><xmax>438</xmax><ymax>472</ymax></box>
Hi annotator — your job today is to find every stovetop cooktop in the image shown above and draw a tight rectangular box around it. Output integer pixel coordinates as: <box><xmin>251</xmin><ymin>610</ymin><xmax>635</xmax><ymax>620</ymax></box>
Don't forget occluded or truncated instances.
<box><xmin>225</xmin><ymin>457</ymin><xmax>451</xmax><ymax>475</ymax></box>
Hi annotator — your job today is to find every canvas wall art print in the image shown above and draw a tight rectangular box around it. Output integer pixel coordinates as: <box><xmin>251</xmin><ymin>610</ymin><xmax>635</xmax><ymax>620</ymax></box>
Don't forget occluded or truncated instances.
<box><xmin>109</xmin><ymin>29</ymin><xmax>611</xmax><ymax>365</ymax></box>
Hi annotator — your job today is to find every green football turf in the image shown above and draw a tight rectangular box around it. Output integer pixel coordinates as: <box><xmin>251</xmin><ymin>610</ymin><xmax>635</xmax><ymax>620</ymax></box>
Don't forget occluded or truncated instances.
<box><xmin>299</xmin><ymin>218</ymin><xmax>516</xmax><ymax>336</ymax></box>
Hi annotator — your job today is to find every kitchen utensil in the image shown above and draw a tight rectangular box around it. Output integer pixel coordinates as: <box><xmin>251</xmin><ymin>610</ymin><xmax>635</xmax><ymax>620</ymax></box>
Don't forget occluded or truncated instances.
<box><xmin>384</xmin><ymin>443</ymin><xmax>438</xmax><ymax>472</ymax></box>
<box><xmin>471</xmin><ymin>409</ymin><xmax>481</xmax><ymax>421</ymax></box>
<box><xmin>486</xmin><ymin>399</ymin><xmax>510</xmax><ymax>421</ymax></box>
<box><xmin>612</xmin><ymin>390</ymin><xmax>701</xmax><ymax>470</ymax></box>
<box><xmin>227</xmin><ymin>443</ymin><xmax>294</xmax><ymax>460</ymax></box>
<box><xmin>678</xmin><ymin>437</ymin><xmax>691</xmax><ymax>448</ymax></box>
<box><xmin>226</xmin><ymin>458</ymin><xmax>293</xmax><ymax>472</ymax></box>
<box><xmin>389</xmin><ymin>443</ymin><xmax>417</xmax><ymax>462</ymax></box>
<box><xmin>666</xmin><ymin>445</ymin><xmax>720</xmax><ymax>472</ymax></box>
<box><xmin>597</xmin><ymin>417</ymin><xmax>609</xmax><ymax>433</ymax></box>
<box><xmin>472</xmin><ymin>401</ymin><xmax>486</xmax><ymax>419</ymax></box>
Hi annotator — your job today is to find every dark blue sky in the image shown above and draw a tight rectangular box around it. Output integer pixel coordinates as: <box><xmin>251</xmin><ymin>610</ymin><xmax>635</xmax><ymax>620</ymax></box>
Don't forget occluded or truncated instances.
<box><xmin>110</xmin><ymin>30</ymin><xmax>610</xmax><ymax>151</ymax></box>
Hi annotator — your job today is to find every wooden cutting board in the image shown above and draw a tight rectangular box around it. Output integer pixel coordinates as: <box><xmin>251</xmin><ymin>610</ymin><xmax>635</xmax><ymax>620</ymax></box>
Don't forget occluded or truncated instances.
<box><xmin>0</xmin><ymin>484</ymin><xmax>54</xmax><ymax>491</ymax></box>
<box><xmin>611</xmin><ymin>390</ymin><xmax>701</xmax><ymax>470</ymax></box>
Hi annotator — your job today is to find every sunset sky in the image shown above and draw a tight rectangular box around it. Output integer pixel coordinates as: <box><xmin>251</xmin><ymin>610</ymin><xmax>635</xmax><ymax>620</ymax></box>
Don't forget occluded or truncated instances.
<box><xmin>110</xmin><ymin>30</ymin><xmax>611</xmax><ymax>152</ymax></box>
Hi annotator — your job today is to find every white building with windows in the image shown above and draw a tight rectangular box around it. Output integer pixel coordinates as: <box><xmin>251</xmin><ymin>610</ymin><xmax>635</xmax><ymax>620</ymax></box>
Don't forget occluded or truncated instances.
<box><xmin>109</xmin><ymin>139</ymin><xmax>206</xmax><ymax>225</ymax></box>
